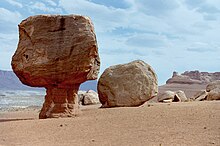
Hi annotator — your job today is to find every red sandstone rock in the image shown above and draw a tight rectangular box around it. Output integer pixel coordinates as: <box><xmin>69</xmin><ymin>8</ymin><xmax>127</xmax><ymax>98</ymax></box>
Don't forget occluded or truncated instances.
<box><xmin>11</xmin><ymin>15</ymin><xmax>100</xmax><ymax>118</ymax></box>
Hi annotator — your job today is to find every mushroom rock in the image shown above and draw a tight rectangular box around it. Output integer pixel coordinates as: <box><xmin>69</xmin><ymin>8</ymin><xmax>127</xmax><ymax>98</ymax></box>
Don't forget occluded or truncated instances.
<box><xmin>11</xmin><ymin>15</ymin><xmax>100</xmax><ymax>119</ymax></box>
<box><xmin>98</xmin><ymin>60</ymin><xmax>158</xmax><ymax>107</ymax></box>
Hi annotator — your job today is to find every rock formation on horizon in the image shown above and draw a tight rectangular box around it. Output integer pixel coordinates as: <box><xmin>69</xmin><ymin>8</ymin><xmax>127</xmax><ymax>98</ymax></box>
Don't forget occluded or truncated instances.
<box><xmin>11</xmin><ymin>15</ymin><xmax>100</xmax><ymax>119</ymax></box>
<box><xmin>0</xmin><ymin>70</ymin><xmax>98</xmax><ymax>91</ymax></box>
<box><xmin>166</xmin><ymin>71</ymin><xmax>220</xmax><ymax>85</ymax></box>
<box><xmin>98</xmin><ymin>60</ymin><xmax>158</xmax><ymax>107</ymax></box>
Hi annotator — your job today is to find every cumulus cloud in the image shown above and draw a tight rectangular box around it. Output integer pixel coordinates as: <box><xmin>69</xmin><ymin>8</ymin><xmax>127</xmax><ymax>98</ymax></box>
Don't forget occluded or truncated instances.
<box><xmin>133</xmin><ymin>0</ymin><xmax>180</xmax><ymax>16</ymax></box>
<box><xmin>44</xmin><ymin>0</ymin><xmax>57</xmax><ymax>6</ymax></box>
<box><xmin>0</xmin><ymin>33</ymin><xmax>18</xmax><ymax>70</ymax></box>
<box><xmin>185</xmin><ymin>0</ymin><xmax>220</xmax><ymax>21</ymax></box>
<box><xmin>59</xmin><ymin>0</ymin><xmax>129</xmax><ymax>32</ymax></box>
<box><xmin>187</xmin><ymin>42</ymin><xmax>218</xmax><ymax>53</ymax></box>
<box><xmin>5</xmin><ymin>0</ymin><xmax>23</xmax><ymax>8</ymax></box>
<box><xmin>30</xmin><ymin>2</ymin><xmax>62</xmax><ymax>13</ymax></box>
<box><xmin>125</xmin><ymin>33</ymin><xmax>168</xmax><ymax>48</ymax></box>
<box><xmin>0</xmin><ymin>8</ymin><xmax>21</xmax><ymax>23</ymax></box>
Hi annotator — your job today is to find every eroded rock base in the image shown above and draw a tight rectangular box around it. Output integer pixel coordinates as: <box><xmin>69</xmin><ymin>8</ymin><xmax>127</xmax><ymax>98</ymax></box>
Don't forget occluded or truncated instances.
<box><xmin>39</xmin><ymin>87</ymin><xmax>79</xmax><ymax>119</ymax></box>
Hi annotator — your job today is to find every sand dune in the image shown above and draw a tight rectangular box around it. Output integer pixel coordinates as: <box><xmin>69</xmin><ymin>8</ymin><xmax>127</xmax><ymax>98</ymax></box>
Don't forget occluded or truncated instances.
<box><xmin>0</xmin><ymin>101</ymin><xmax>219</xmax><ymax>146</ymax></box>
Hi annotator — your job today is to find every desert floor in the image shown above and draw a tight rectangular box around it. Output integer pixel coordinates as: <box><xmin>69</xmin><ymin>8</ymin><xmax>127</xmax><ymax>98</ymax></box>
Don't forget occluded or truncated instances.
<box><xmin>0</xmin><ymin>101</ymin><xmax>219</xmax><ymax>146</ymax></box>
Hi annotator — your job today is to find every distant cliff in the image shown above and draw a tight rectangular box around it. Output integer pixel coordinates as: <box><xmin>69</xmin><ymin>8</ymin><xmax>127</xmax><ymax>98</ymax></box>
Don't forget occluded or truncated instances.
<box><xmin>166</xmin><ymin>71</ymin><xmax>220</xmax><ymax>84</ymax></box>
<box><xmin>0</xmin><ymin>70</ymin><xmax>97</xmax><ymax>91</ymax></box>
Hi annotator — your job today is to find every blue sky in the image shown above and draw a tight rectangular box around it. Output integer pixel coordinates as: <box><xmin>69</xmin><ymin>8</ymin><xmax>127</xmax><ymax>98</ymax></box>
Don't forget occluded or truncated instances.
<box><xmin>0</xmin><ymin>0</ymin><xmax>220</xmax><ymax>85</ymax></box>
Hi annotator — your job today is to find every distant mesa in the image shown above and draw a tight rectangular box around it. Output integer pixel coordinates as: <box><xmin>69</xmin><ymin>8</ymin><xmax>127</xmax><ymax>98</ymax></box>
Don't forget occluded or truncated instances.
<box><xmin>0</xmin><ymin>70</ymin><xmax>97</xmax><ymax>91</ymax></box>
<box><xmin>0</xmin><ymin>70</ymin><xmax>36</xmax><ymax>90</ymax></box>
<box><xmin>166</xmin><ymin>70</ymin><xmax>220</xmax><ymax>85</ymax></box>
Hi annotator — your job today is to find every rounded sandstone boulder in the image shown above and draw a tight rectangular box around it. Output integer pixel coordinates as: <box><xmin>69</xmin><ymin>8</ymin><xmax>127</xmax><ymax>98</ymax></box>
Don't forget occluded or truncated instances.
<box><xmin>98</xmin><ymin>60</ymin><xmax>158</xmax><ymax>107</ymax></box>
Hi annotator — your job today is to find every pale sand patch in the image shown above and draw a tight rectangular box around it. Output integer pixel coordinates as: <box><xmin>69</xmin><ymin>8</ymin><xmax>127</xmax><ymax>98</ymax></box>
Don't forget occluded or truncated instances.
<box><xmin>0</xmin><ymin>101</ymin><xmax>219</xmax><ymax>146</ymax></box>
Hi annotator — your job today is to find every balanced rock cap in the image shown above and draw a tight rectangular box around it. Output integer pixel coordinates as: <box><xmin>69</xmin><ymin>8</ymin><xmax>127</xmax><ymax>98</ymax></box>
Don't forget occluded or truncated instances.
<box><xmin>12</xmin><ymin>15</ymin><xmax>100</xmax><ymax>88</ymax></box>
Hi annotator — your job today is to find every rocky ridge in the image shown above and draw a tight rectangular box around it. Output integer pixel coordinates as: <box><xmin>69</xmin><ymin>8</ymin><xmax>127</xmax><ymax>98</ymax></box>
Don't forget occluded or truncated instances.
<box><xmin>166</xmin><ymin>71</ymin><xmax>220</xmax><ymax>85</ymax></box>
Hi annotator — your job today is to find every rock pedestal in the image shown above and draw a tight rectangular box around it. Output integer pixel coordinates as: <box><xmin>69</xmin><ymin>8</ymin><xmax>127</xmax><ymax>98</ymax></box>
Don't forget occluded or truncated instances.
<box><xmin>11</xmin><ymin>15</ymin><xmax>100</xmax><ymax>118</ymax></box>
<box><xmin>39</xmin><ymin>86</ymin><xmax>80</xmax><ymax>119</ymax></box>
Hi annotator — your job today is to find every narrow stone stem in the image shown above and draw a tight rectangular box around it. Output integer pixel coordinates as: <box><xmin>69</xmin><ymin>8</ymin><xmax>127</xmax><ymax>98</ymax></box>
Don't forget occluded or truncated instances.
<box><xmin>39</xmin><ymin>85</ymin><xmax>80</xmax><ymax>119</ymax></box>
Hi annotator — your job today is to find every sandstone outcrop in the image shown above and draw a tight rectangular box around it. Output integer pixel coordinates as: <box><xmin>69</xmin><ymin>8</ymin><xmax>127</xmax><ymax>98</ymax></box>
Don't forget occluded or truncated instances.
<box><xmin>157</xmin><ymin>91</ymin><xmax>175</xmax><ymax>102</ymax></box>
<box><xmin>206</xmin><ymin>80</ymin><xmax>220</xmax><ymax>100</ymax></box>
<box><xmin>175</xmin><ymin>90</ymin><xmax>187</xmax><ymax>102</ymax></box>
<box><xmin>157</xmin><ymin>90</ymin><xmax>187</xmax><ymax>102</ymax></box>
<box><xmin>78</xmin><ymin>90</ymin><xmax>100</xmax><ymax>105</ymax></box>
<box><xmin>98</xmin><ymin>60</ymin><xmax>158</xmax><ymax>107</ymax></box>
<box><xmin>11</xmin><ymin>15</ymin><xmax>100</xmax><ymax>118</ymax></box>
<box><xmin>192</xmin><ymin>90</ymin><xmax>208</xmax><ymax>101</ymax></box>
<box><xmin>166</xmin><ymin>71</ymin><xmax>220</xmax><ymax>85</ymax></box>
<box><xmin>206</xmin><ymin>80</ymin><xmax>220</xmax><ymax>92</ymax></box>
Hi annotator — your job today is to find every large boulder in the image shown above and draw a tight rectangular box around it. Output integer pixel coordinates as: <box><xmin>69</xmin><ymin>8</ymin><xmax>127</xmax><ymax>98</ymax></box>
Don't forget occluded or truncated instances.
<box><xmin>11</xmin><ymin>15</ymin><xmax>100</xmax><ymax>118</ymax></box>
<box><xmin>206</xmin><ymin>81</ymin><xmax>220</xmax><ymax>100</ymax></box>
<box><xmin>98</xmin><ymin>60</ymin><xmax>158</xmax><ymax>107</ymax></box>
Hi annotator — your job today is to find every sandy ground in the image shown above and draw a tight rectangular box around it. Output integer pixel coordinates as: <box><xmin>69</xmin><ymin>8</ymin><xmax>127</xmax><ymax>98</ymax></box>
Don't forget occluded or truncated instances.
<box><xmin>0</xmin><ymin>101</ymin><xmax>219</xmax><ymax>146</ymax></box>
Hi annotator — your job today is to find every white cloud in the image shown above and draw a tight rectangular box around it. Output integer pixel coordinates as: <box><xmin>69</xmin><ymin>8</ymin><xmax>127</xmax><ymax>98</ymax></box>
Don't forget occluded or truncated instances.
<box><xmin>59</xmin><ymin>0</ymin><xmax>129</xmax><ymax>33</ymax></box>
<box><xmin>133</xmin><ymin>0</ymin><xmax>180</xmax><ymax>16</ymax></box>
<box><xmin>125</xmin><ymin>33</ymin><xmax>168</xmax><ymax>48</ymax></box>
<box><xmin>44</xmin><ymin>0</ymin><xmax>57</xmax><ymax>6</ymax></box>
<box><xmin>5</xmin><ymin>0</ymin><xmax>23</xmax><ymax>8</ymax></box>
<box><xmin>0</xmin><ymin>33</ymin><xmax>18</xmax><ymax>70</ymax></box>
<box><xmin>187</xmin><ymin>42</ymin><xmax>218</xmax><ymax>52</ymax></box>
<box><xmin>30</xmin><ymin>2</ymin><xmax>62</xmax><ymax>13</ymax></box>
<box><xmin>0</xmin><ymin>8</ymin><xmax>21</xmax><ymax>23</ymax></box>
